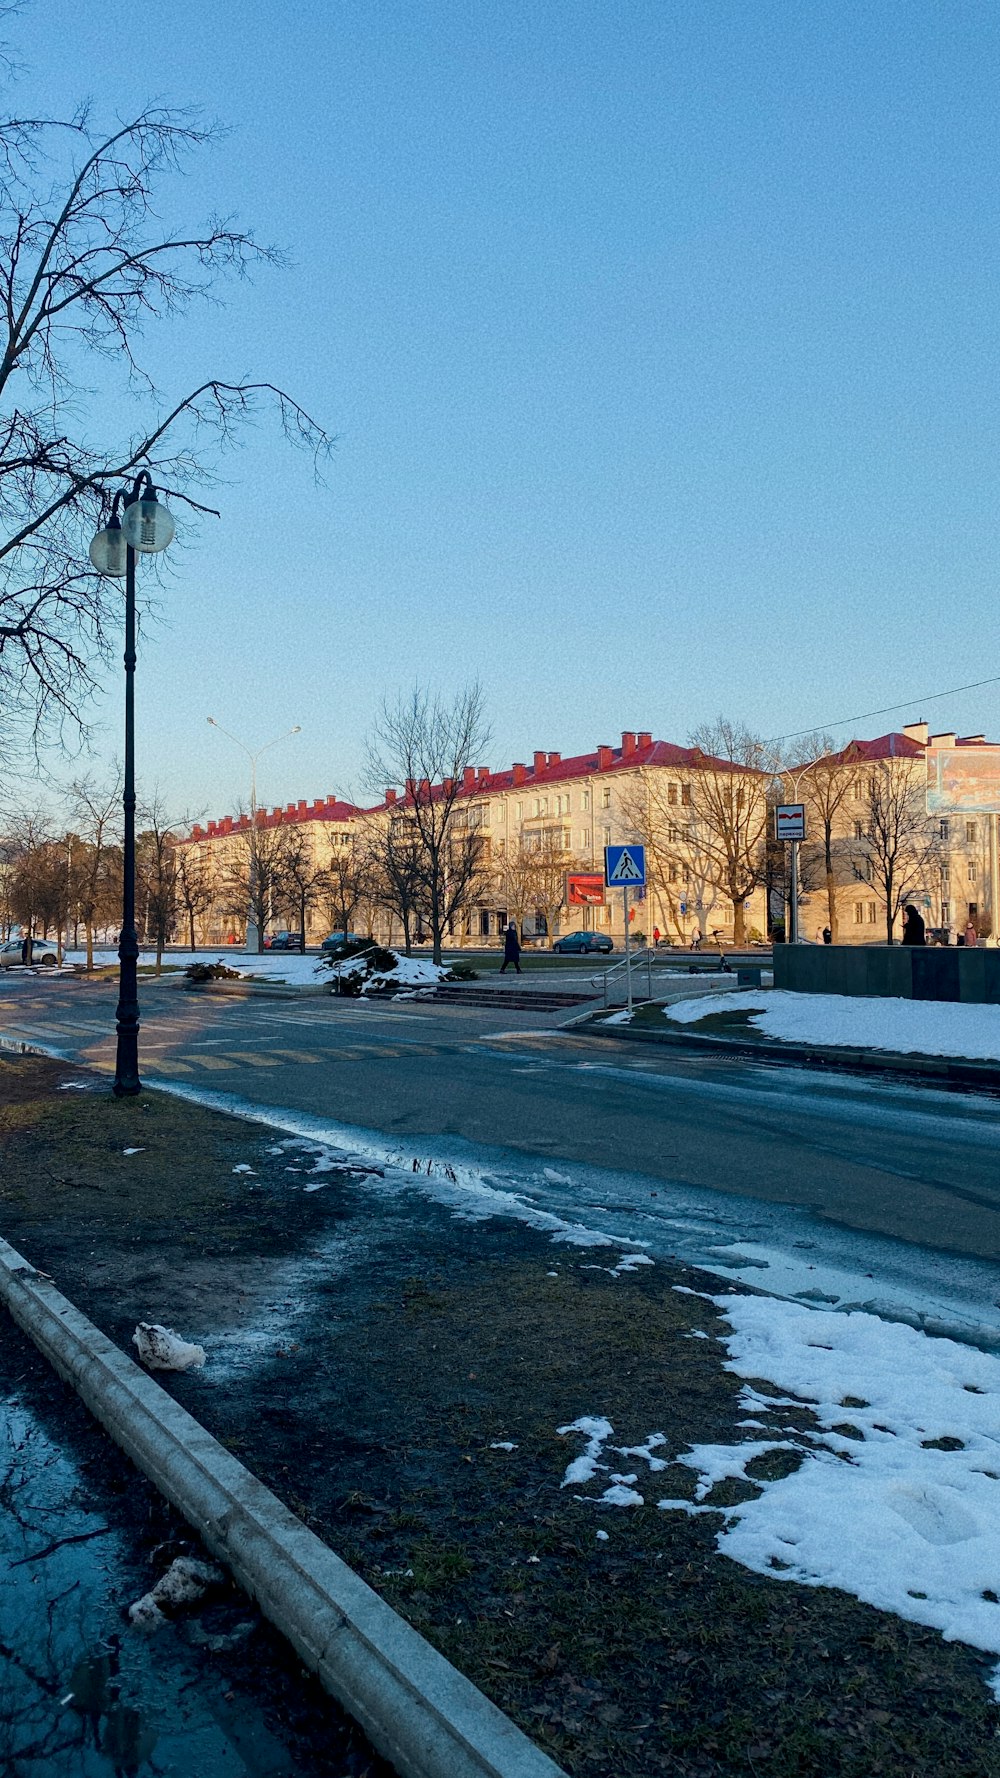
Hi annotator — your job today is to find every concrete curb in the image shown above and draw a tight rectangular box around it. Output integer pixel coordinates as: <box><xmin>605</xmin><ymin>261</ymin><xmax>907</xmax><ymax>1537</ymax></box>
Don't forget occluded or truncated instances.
<box><xmin>575</xmin><ymin>1015</ymin><xmax>1000</xmax><ymax>1094</ymax></box>
<box><xmin>0</xmin><ymin>1238</ymin><xmax>565</xmax><ymax>1778</ymax></box>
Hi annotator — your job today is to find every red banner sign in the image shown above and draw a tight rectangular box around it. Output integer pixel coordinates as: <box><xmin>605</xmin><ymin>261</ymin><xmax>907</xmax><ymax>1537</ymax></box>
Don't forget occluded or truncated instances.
<box><xmin>566</xmin><ymin>872</ymin><xmax>606</xmax><ymax>907</ymax></box>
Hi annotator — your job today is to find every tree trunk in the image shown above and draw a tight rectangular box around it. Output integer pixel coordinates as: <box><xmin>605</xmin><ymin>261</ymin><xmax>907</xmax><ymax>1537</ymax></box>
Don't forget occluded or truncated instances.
<box><xmin>85</xmin><ymin>921</ymin><xmax>93</xmax><ymax>971</ymax></box>
<box><xmin>732</xmin><ymin>897</ymin><xmax>746</xmax><ymax>944</ymax></box>
<box><xmin>155</xmin><ymin>934</ymin><xmax>163</xmax><ymax>976</ymax></box>
<box><xmin>826</xmin><ymin>869</ymin><xmax>838</xmax><ymax>942</ymax></box>
<box><xmin>188</xmin><ymin>908</ymin><xmax>196</xmax><ymax>950</ymax></box>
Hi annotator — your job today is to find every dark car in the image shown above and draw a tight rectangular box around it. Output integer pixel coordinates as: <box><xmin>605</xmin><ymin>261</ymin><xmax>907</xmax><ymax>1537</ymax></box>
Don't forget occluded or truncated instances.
<box><xmin>265</xmin><ymin>930</ymin><xmax>303</xmax><ymax>951</ymax></box>
<box><xmin>552</xmin><ymin>931</ymin><xmax>614</xmax><ymax>955</ymax></box>
<box><xmin>320</xmin><ymin>930</ymin><xmax>363</xmax><ymax>954</ymax></box>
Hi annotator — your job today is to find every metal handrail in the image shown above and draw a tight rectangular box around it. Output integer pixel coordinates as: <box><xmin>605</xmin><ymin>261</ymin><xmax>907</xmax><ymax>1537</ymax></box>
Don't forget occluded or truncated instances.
<box><xmin>591</xmin><ymin>947</ymin><xmax>655</xmax><ymax>1008</ymax></box>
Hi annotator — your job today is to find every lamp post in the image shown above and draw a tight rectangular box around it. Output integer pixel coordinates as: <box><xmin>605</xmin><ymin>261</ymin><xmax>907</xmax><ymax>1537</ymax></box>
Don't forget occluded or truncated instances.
<box><xmin>205</xmin><ymin>717</ymin><xmax>301</xmax><ymax>949</ymax></box>
<box><xmin>89</xmin><ymin>473</ymin><xmax>175</xmax><ymax>1095</ymax></box>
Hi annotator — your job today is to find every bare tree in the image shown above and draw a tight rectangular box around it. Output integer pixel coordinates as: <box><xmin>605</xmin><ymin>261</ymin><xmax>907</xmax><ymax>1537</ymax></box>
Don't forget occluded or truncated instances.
<box><xmin>275</xmin><ymin>824</ymin><xmax>327</xmax><ymax>950</ymax></box>
<box><xmin>136</xmin><ymin>799</ymin><xmax>180</xmax><ymax>973</ymax></box>
<box><xmin>366</xmin><ymin>686</ymin><xmax>491</xmax><ymax>964</ymax></box>
<box><xmin>70</xmin><ymin>777</ymin><xmax>122</xmax><ymax>968</ymax></box>
<box><xmin>686</xmin><ymin>720</ymin><xmax>770</xmax><ymax>944</ymax></box>
<box><xmin>494</xmin><ymin>832</ymin><xmax>580</xmax><ymax>947</ymax></box>
<box><xmin>7</xmin><ymin>816</ymin><xmax>69</xmax><ymax>956</ymax></box>
<box><xmin>0</xmin><ymin>89</ymin><xmax>331</xmax><ymax>745</ymax></box>
<box><xmin>785</xmin><ymin>736</ymin><xmax>863</xmax><ymax>943</ymax></box>
<box><xmin>365</xmin><ymin>816</ymin><xmax>425</xmax><ymax>955</ymax></box>
<box><xmin>323</xmin><ymin>830</ymin><xmax>373</xmax><ymax>941</ymax></box>
<box><xmin>853</xmin><ymin>757</ymin><xmax>941</xmax><ymax>944</ymax></box>
<box><xmin>175</xmin><ymin>845</ymin><xmax>215</xmax><ymax>951</ymax></box>
<box><xmin>220</xmin><ymin>814</ymin><xmax>295</xmax><ymax>952</ymax></box>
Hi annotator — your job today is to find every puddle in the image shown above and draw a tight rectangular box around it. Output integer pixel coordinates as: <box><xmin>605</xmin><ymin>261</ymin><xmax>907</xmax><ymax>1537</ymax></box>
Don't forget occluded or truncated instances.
<box><xmin>0</xmin><ymin>1387</ymin><xmax>385</xmax><ymax>1774</ymax></box>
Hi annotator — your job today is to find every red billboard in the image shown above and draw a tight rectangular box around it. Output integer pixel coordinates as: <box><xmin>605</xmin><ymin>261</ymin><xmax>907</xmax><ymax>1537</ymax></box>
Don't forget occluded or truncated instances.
<box><xmin>566</xmin><ymin>872</ymin><xmax>606</xmax><ymax>907</ymax></box>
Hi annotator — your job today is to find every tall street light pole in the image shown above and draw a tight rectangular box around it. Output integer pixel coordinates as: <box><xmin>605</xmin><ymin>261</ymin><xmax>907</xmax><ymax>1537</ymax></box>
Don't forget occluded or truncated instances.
<box><xmin>89</xmin><ymin>475</ymin><xmax>175</xmax><ymax>1096</ymax></box>
<box><xmin>205</xmin><ymin>718</ymin><xmax>301</xmax><ymax>949</ymax></box>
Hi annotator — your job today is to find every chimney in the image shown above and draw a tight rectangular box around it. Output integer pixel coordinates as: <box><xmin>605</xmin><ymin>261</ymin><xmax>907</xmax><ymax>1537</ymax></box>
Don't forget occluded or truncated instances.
<box><xmin>902</xmin><ymin>720</ymin><xmax>929</xmax><ymax>746</ymax></box>
<box><xmin>597</xmin><ymin>745</ymin><xmax>614</xmax><ymax>770</ymax></box>
<box><xmin>476</xmin><ymin>765</ymin><xmax>490</xmax><ymax>783</ymax></box>
<box><xmin>637</xmin><ymin>731</ymin><xmax>652</xmax><ymax>749</ymax></box>
<box><xmin>443</xmin><ymin>777</ymin><xmax>455</xmax><ymax>796</ymax></box>
<box><xmin>533</xmin><ymin>751</ymin><xmax>547</xmax><ymax>775</ymax></box>
<box><xmin>405</xmin><ymin>777</ymin><xmax>416</xmax><ymax>797</ymax></box>
<box><xmin>385</xmin><ymin>788</ymin><xmax>397</xmax><ymax>806</ymax></box>
<box><xmin>621</xmin><ymin>731</ymin><xmax>636</xmax><ymax>756</ymax></box>
<box><xmin>287</xmin><ymin>803</ymin><xmax>296</xmax><ymax>815</ymax></box>
<box><xmin>192</xmin><ymin>825</ymin><xmax>203</xmax><ymax>840</ymax></box>
<box><xmin>512</xmin><ymin>762</ymin><xmax>527</xmax><ymax>785</ymax></box>
<box><xmin>463</xmin><ymin>766</ymin><xmax>476</xmax><ymax>789</ymax></box>
<box><xmin>928</xmin><ymin>732</ymin><xmax>956</xmax><ymax>748</ymax></box>
<box><xmin>548</xmin><ymin>751</ymin><xmax>561</xmax><ymax>768</ymax></box>
<box><xmin>298</xmin><ymin>800</ymin><xmax>308</xmax><ymax>813</ymax></box>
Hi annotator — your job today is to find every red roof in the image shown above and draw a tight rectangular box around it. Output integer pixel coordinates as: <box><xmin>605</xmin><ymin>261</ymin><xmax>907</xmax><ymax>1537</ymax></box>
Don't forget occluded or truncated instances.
<box><xmin>818</xmin><ymin>729</ymin><xmax>996</xmax><ymax>769</ymax></box>
<box><xmin>188</xmin><ymin>796</ymin><xmax>359</xmax><ymax>843</ymax></box>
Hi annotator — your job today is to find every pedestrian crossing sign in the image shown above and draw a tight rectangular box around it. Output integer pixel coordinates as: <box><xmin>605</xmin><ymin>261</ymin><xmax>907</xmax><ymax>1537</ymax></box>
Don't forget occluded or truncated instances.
<box><xmin>604</xmin><ymin>844</ymin><xmax>646</xmax><ymax>887</ymax></box>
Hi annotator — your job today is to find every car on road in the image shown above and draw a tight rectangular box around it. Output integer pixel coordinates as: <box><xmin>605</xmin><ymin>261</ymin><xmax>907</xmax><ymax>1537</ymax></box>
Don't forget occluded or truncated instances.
<box><xmin>265</xmin><ymin>930</ymin><xmax>303</xmax><ymax>951</ymax></box>
<box><xmin>552</xmin><ymin>931</ymin><xmax>614</xmax><ymax>955</ymax></box>
<box><xmin>0</xmin><ymin>938</ymin><xmax>57</xmax><ymax>967</ymax></box>
<box><xmin>320</xmin><ymin>930</ymin><xmax>363</xmax><ymax>954</ymax></box>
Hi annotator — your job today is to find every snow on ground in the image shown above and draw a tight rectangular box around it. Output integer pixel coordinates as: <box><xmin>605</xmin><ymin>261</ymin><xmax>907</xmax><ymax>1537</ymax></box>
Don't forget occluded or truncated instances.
<box><xmin>665</xmin><ymin>987</ymin><xmax>1000</xmax><ymax>1061</ymax></box>
<box><xmin>559</xmin><ymin>1295</ymin><xmax>1000</xmax><ymax>1695</ymax></box>
<box><xmin>58</xmin><ymin>947</ymin><xmax>328</xmax><ymax>984</ymax></box>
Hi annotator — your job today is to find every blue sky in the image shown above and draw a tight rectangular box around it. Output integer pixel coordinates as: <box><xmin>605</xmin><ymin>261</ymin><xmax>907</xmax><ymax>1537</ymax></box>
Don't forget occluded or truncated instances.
<box><xmin>13</xmin><ymin>1</ymin><xmax>1000</xmax><ymax>817</ymax></box>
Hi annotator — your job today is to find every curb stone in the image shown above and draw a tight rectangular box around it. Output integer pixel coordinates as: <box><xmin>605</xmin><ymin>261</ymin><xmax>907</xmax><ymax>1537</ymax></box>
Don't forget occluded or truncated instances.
<box><xmin>0</xmin><ymin>1238</ymin><xmax>566</xmax><ymax>1778</ymax></box>
<box><xmin>575</xmin><ymin>1015</ymin><xmax>1000</xmax><ymax>1095</ymax></box>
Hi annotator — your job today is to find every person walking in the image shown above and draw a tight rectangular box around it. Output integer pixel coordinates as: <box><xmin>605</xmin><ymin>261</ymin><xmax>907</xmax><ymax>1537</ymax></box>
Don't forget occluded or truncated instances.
<box><xmin>965</xmin><ymin>918</ymin><xmax>979</xmax><ymax>947</ymax></box>
<box><xmin>690</xmin><ymin>925</ymin><xmax>702</xmax><ymax>951</ymax></box>
<box><xmin>500</xmin><ymin>921</ymin><xmax>522</xmax><ymax>974</ymax></box>
<box><xmin>901</xmin><ymin>904</ymin><xmax>926</xmax><ymax>946</ymax></box>
<box><xmin>652</xmin><ymin>925</ymin><xmax>660</xmax><ymax>948</ymax></box>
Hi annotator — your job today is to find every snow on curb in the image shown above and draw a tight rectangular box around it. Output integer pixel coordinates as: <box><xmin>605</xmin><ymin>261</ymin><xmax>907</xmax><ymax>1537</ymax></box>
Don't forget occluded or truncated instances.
<box><xmin>666</xmin><ymin>988</ymin><xmax>1000</xmax><ymax>1062</ymax></box>
<box><xmin>0</xmin><ymin>1237</ymin><xmax>566</xmax><ymax>1778</ymax></box>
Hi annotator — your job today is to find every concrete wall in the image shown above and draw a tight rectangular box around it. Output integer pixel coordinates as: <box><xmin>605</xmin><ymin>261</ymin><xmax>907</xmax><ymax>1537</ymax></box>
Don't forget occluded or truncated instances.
<box><xmin>772</xmin><ymin>944</ymin><xmax>1000</xmax><ymax>1003</ymax></box>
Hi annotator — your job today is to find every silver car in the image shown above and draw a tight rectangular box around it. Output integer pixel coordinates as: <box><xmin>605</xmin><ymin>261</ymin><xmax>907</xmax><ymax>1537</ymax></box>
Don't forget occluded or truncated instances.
<box><xmin>0</xmin><ymin>938</ymin><xmax>58</xmax><ymax>967</ymax></box>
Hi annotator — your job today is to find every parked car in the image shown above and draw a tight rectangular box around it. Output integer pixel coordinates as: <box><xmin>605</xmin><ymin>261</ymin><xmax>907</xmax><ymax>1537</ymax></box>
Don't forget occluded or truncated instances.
<box><xmin>265</xmin><ymin>930</ymin><xmax>303</xmax><ymax>951</ymax></box>
<box><xmin>552</xmin><ymin>931</ymin><xmax>614</xmax><ymax>955</ymax></box>
<box><xmin>320</xmin><ymin>930</ymin><xmax>363</xmax><ymax>954</ymax></box>
<box><xmin>0</xmin><ymin>938</ymin><xmax>57</xmax><ymax>968</ymax></box>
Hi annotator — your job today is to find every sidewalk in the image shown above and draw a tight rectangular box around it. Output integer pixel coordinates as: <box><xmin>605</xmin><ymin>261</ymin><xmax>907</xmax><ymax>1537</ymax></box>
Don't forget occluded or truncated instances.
<box><xmin>581</xmin><ymin>995</ymin><xmax>1000</xmax><ymax>1094</ymax></box>
<box><xmin>0</xmin><ymin>1050</ymin><xmax>998</xmax><ymax>1778</ymax></box>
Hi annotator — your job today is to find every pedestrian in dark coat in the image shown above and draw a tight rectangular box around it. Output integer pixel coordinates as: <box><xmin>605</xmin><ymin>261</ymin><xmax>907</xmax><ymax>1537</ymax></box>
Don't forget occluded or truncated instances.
<box><xmin>901</xmin><ymin>905</ymin><xmax>926</xmax><ymax>946</ymax></box>
<box><xmin>500</xmin><ymin>922</ymin><xmax>522</xmax><ymax>974</ymax></box>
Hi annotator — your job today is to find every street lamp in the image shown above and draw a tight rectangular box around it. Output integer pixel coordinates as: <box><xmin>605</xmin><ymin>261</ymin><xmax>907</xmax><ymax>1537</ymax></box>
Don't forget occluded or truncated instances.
<box><xmin>205</xmin><ymin>717</ymin><xmax>302</xmax><ymax>948</ymax></box>
<box><xmin>89</xmin><ymin>473</ymin><xmax>175</xmax><ymax>1096</ymax></box>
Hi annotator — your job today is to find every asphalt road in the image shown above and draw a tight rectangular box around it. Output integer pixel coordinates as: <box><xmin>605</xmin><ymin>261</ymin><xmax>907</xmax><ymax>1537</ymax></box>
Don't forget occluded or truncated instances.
<box><xmin>3</xmin><ymin>970</ymin><xmax>1000</xmax><ymax>1276</ymax></box>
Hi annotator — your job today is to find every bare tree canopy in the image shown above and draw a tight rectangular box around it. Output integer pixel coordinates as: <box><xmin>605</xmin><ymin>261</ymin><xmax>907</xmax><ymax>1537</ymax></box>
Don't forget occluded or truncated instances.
<box><xmin>0</xmin><ymin>80</ymin><xmax>332</xmax><ymax>742</ymax></box>
<box><xmin>852</xmin><ymin>756</ymin><xmax>941</xmax><ymax>944</ymax></box>
<box><xmin>687</xmin><ymin>719</ymin><xmax>770</xmax><ymax>944</ymax></box>
<box><xmin>366</xmin><ymin>685</ymin><xmax>491</xmax><ymax>964</ymax></box>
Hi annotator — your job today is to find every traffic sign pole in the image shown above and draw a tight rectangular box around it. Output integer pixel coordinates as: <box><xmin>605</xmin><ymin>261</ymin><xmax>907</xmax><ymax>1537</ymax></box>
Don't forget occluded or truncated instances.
<box><xmin>789</xmin><ymin>838</ymin><xmax>799</xmax><ymax>944</ymax></box>
<box><xmin>623</xmin><ymin>885</ymin><xmax>632</xmax><ymax>1014</ymax></box>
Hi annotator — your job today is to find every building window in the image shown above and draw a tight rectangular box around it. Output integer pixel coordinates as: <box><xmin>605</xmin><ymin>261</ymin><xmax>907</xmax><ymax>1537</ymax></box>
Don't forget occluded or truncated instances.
<box><xmin>681</xmin><ymin>784</ymin><xmax>692</xmax><ymax>806</ymax></box>
<box><xmin>966</xmin><ymin>820</ymin><xmax>978</xmax><ymax>843</ymax></box>
<box><xmin>668</xmin><ymin>784</ymin><xmax>678</xmax><ymax>806</ymax></box>
<box><xmin>867</xmin><ymin>902</ymin><xmax>877</xmax><ymax>923</ymax></box>
<box><xmin>853</xmin><ymin>903</ymin><xmax>864</xmax><ymax>924</ymax></box>
<box><xmin>969</xmin><ymin>901</ymin><xmax>979</xmax><ymax>919</ymax></box>
<box><xmin>603</xmin><ymin>826</ymin><xmax>612</xmax><ymax>847</ymax></box>
<box><xmin>939</xmin><ymin>819</ymin><xmax>949</xmax><ymax>841</ymax></box>
<box><xmin>853</xmin><ymin>821</ymin><xmax>864</xmax><ymax>840</ymax></box>
<box><xmin>853</xmin><ymin>781</ymin><xmax>864</xmax><ymax>801</ymax></box>
<box><xmin>968</xmin><ymin>860</ymin><xmax>977</xmax><ymax>882</ymax></box>
<box><xmin>580</xmin><ymin>830</ymin><xmax>591</xmax><ymax>849</ymax></box>
<box><xmin>941</xmin><ymin>901</ymin><xmax>950</xmax><ymax>923</ymax></box>
<box><xmin>601</xmin><ymin>787</ymin><xmax>611</xmax><ymax>809</ymax></box>
<box><xmin>515</xmin><ymin>801</ymin><xmax>523</xmax><ymax>821</ymax></box>
<box><xmin>669</xmin><ymin>864</ymin><xmax>679</xmax><ymax>883</ymax></box>
<box><xmin>667</xmin><ymin>822</ymin><xmax>679</xmax><ymax>843</ymax></box>
<box><xmin>581</xmin><ymin>790</ymin><xmax>590</xmax><ymax>812</ymax></box>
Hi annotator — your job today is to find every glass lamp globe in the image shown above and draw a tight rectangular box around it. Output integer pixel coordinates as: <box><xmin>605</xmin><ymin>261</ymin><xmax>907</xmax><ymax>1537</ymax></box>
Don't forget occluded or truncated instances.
<box><xmin>88</xmin><ymin>520</ymin><xmax>127</xmax><ymax>577</ymax></box>
<box><xmin>121</xmin><ymin>489</ymin><xmax>175</xmax><ymax>554</ymax></box>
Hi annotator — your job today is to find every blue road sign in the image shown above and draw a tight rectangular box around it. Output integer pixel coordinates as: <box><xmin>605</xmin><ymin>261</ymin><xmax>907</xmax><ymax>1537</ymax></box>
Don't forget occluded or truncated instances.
<box><xmin>604</xmin><ymin>844</ymin><xmax>646</xmax><ymax>887</ymax></box>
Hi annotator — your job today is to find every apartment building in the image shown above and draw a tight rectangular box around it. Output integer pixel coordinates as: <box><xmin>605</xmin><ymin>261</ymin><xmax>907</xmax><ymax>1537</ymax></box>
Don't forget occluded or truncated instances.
<box><xmin>182</xmin><ymin>731</ymin><xmax>769</xmax><ymax>947</ymax></box>
<box><xmin>184</xmin><ymin>796</ymin><xmax>359</xmax><ymax>945</ymax></box>
<box><xmin>789</xmin><ymin>721</ymin><xmax>1000</xmax><ymax>943</ymax></box>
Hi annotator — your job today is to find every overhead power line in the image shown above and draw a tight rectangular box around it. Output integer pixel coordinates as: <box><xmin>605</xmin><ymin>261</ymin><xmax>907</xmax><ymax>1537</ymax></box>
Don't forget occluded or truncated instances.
<box><xmin>767</xmin><ymin>673</ymin><xmax>1000</xmax><ymax>746</ymax></box>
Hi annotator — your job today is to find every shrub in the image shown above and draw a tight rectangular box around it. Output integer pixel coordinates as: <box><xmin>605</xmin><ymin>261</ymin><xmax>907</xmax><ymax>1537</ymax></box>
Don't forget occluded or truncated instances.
<box><xmin>447</xmin><ymin>963</ymin><xmax>480</xmax><ymax>981</ymax></box>
<box><xmin>184</xmin><ymin>961</ymin><xmax>242</xmax><ymax>983</ymax></box>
